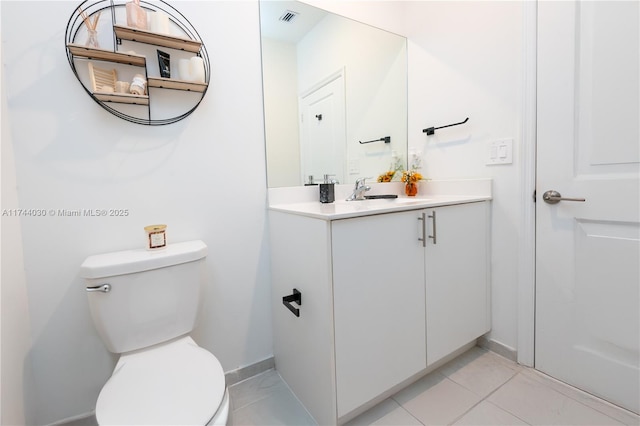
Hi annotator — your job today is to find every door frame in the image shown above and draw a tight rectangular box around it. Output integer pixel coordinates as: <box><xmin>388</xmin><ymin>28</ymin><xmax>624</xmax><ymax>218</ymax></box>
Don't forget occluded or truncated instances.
<box><xmin>517</xmin><ymin>0</ymin><xmax>537</xmax><ymax>367</ymax></box>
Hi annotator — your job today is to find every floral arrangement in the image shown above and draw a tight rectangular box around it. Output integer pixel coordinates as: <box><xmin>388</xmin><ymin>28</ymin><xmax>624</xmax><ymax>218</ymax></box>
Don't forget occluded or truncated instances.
<box><xmin>401</xmin><ymin>169</ymin><xmax>423</xmax><ymax>196</ymax></box>
<box><xmin>401</xmin><ymin>170</ymin><xmax>423</xmax><ymax>184</ymax></box>
<box><xmin>376</xmin><ymin>155</ymin><xmax>427</xmax><ymax>190</ymax></box>
<box><xmin>402</xmin><ymin>153</ymin><xmax>425</xmax><ymax>196</ymax></box>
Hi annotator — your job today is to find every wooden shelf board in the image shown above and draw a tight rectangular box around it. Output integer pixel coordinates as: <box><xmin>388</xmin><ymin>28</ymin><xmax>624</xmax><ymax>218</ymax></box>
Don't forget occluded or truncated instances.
<box><xmin>94</xmin><ymin>92</ymin><xmax>150</xmax><ymax>105</ymax></box>
<box><xmin>114</xmin><ymin>25</ymin><xmax>202</xmax><ymax>53</ymax></box>
<box><xmin>67</xmin><ymin>44</ymin><xmax>146</xmax><ymax>67</ymax></box>
<box><xmin>147</xmin><ymin>77</ymin><xmax>207</xmax><ymax>93</ymax></box>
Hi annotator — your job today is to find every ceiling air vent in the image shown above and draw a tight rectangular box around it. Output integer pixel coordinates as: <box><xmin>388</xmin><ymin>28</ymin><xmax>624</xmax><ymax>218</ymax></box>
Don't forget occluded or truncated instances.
<box><xmin>279</xmin><ymin>10</ymin><xmax>299</xmax><ymax>23</ymax></box>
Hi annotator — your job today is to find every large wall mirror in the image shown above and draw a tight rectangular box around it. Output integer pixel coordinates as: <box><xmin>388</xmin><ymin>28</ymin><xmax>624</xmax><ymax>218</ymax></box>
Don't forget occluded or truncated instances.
<box><xmin>260</xmin><ymin>1</ymin><xmax>408</xmax><ymax>188</ymax></box>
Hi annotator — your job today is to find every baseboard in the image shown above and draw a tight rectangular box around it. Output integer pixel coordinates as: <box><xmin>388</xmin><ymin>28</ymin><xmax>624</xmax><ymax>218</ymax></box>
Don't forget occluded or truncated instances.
<box><xmin>225</xmin><ymin>356</ymin><xmax>275</xmax><ymax>387</ymax></box>
<box><xmin>477</xmin><ymin>335</ymin><xmax>518</xmax><ymax>362</ymax></box>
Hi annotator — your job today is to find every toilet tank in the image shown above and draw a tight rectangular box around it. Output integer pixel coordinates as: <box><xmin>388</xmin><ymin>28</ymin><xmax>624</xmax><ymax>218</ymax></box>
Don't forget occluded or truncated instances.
<box><xmin>80</xmin><ymin>240</ymin><xmax>207</xmax><ymax>354</ymax></box>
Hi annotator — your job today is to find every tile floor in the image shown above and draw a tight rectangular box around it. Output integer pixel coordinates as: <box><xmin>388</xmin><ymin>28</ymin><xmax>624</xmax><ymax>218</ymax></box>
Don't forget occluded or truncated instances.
<box><xmin>229</xmin><ymin>347</ymin><xmax>639</xmax><ymax>426</ymax></box>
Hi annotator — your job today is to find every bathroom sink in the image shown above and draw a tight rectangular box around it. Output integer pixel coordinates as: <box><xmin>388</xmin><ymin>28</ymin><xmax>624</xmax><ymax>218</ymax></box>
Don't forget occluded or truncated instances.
<box><xmin>395</xmin><ymin>198</ymin><xmax>431</xmax><ymax>204</ymax></box>
<box><xmin>381</xmin><ymin>197</ymin><xmax>430</xmax><ymax>205</ymax></box>
<box><xmin>353</xmin><ymin>197</ymin><xmax>432</xmax><ymax>207</ymax></box>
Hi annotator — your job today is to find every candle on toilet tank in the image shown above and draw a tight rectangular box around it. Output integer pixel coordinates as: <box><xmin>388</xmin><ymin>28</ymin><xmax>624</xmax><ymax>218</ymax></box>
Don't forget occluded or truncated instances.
<box><xmin>144</xmin><ymin>224</ymin><xmax>167</xmax><ymax>250</ymax></box>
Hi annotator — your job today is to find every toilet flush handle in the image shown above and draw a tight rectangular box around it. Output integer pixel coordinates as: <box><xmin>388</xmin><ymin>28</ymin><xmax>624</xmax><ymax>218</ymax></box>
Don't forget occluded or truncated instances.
<box><xmin>86</xmin><ymin>283</ymin><xmax>111</xmax><ymax>293</ymax></box>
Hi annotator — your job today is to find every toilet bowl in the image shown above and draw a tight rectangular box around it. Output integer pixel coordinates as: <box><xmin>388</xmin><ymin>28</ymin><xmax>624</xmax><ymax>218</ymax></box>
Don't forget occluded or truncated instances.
<box><xmin>96</xmin><ymin>336</ymin><xmax>230</xmax><ymax>425</ymax></box>
<box><xmin>80</xmin><ymin>240</ymin><xmax>230</xmax><ymax>425</ymax></box>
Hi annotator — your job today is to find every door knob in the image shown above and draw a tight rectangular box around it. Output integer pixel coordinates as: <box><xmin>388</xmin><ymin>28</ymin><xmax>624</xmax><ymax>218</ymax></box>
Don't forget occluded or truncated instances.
<box><xmin>542</xmin><ymin>190</ymin><xmax>585</xmax><ymax>204</ymax></box>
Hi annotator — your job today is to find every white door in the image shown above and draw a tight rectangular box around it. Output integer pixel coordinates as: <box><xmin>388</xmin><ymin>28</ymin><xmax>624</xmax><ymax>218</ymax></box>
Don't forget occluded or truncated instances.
<box><xmin>536</xmin><ymin>1</ymin><xmax>639</xmax><ymax>414</ymax></box>
<box><xmin>299</xmin><ymin>73</ymin><xmax>346</xmax><ymax>185</ymax></box>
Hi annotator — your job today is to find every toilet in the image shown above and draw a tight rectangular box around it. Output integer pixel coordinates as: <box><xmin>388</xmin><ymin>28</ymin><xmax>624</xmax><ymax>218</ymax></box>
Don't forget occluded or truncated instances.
<box><xmin>80</xmin><ymin>240</ymin><xmax>230</xmax><ymax>425</ymax></box>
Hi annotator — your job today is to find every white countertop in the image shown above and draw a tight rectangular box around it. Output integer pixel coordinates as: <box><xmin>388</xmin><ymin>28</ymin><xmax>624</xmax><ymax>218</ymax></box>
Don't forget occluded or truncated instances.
<box><xmin>269</xmin><ymin>194</ymin><xmax>491</xmax><ymax>220</ymax></box>
<box><xmin>268</xmin><ymin>179</ymin><xmax>493</xmax><ymax>220</ymax></box>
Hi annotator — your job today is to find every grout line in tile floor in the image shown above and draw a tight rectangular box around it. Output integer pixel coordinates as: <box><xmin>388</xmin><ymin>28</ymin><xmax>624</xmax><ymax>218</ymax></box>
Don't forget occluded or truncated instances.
<box><xmin>445</xmin><ymin>372</ymin><xmax>525</xmax><ymax>426</ymax></box>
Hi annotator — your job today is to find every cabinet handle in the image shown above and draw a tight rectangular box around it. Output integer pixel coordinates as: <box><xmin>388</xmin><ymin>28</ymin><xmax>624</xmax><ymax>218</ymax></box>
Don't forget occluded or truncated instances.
<box><xmin>418</xmin><ymin>213</ymin><xmax>426</xmax><ymax>247</ymax></box>
<box><xmin>428</xmin><ymin>211</ymin><xmax>437</xmax><ymax>244</ymax></box>
<box><xmin>283</xmin><ymin>289</ymin><xmax>302</xmax><ymax>317</ymax></box>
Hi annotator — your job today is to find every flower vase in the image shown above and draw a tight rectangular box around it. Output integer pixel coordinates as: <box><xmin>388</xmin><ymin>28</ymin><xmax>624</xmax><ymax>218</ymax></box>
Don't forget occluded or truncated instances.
<box><xmin>405</xmin><ymin>182</ymin><xmax>418</xmax><ymax>197</ymax></box>
<box><xmin>86</xmin><ymin>29</ymin><xmax>99</xmax><ymax>49</ymax></box>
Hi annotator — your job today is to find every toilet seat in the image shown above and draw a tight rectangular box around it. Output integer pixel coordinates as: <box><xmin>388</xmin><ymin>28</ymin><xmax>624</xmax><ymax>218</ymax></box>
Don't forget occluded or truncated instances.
<box><xmin>96</xmin><ymin>336</ymin><xmax>226</xmax><ymax>425</ymax></box>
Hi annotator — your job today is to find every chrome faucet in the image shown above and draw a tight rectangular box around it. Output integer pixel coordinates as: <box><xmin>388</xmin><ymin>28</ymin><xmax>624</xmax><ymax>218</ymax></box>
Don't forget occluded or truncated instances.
<box><xmin>346</xmin><ymin>177</ymin><xmax>371</xmax><ymax>201</ymax></box>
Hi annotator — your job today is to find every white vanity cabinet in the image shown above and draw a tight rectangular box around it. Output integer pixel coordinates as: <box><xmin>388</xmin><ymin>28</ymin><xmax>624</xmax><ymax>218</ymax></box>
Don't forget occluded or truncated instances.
<box><xmin>269</xmin><ymin>198</ymin><xmax>490</xmax><ymax>425</ymax></box>
<box><xmin>420</xmin><ymin>202</ymin><xmax>491</xmax><ymax>366</ymax></box>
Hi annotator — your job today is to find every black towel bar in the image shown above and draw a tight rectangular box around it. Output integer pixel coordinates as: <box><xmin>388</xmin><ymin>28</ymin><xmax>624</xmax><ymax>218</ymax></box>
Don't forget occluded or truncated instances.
<box><xmin>282</xmin><ymin>289</ymin><xmax>302</xmax><ymax>317</ymax></box>
<box><xmin>423</xmin><ymin>117</ymin><xmax>469</xmax><ymax>135</ymax></box>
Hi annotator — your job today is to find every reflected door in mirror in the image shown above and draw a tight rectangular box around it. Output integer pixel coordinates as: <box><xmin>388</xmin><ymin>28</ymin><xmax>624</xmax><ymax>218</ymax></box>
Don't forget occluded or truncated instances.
<box><xmin>300</xmin><ymin>73</ymin><xmax>346</xmax><ymax>185</ymax></box>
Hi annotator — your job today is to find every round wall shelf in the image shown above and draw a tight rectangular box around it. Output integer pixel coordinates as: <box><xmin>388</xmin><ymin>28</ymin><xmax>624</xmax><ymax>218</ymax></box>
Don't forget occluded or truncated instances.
<box><xmin>65</xmin><ymin>0</ymin><xmax>210</xmax><ymax>125</ymax></box>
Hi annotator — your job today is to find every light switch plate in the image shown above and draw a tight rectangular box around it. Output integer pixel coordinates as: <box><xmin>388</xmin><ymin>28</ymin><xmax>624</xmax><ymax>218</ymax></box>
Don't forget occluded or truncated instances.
<box><xmin>486</xmin><ymin>139</ymin><xmax>513</xmax><ymax>165</ymax></box>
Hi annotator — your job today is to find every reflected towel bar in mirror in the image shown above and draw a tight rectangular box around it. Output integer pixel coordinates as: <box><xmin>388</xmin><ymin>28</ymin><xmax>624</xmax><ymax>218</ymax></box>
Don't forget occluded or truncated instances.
<box><xmin>359</xmin><ymin>136</ymin><xmax>391</xmax><ymax>144</ymax></box>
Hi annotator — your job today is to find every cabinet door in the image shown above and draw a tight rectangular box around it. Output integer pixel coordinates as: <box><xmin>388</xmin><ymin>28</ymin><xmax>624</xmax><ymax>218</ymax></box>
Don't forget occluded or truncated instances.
<box><xmin>332</xmin><ymin>211</ymin><xmax>426</xmax><ymax>418</ymax></box>
<box><xmin>424</xmin><ymin>202</ymin><xmax>490</xmax><ymax>365</ymax></box>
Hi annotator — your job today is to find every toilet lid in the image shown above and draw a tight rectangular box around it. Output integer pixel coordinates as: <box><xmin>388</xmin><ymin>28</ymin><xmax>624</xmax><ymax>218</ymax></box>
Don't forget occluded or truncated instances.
<box><xmin>96</xmin><ymin>337</ymin><xmax>225</xmax><ymax>425</ymax></box>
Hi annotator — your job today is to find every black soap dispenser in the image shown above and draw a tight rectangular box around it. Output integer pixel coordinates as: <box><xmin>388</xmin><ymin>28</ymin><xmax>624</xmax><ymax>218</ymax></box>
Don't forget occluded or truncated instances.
<box><xmin>319</xmin><ymin>174</ymin><xmax>335</xmax><ymax>203</ymax></box>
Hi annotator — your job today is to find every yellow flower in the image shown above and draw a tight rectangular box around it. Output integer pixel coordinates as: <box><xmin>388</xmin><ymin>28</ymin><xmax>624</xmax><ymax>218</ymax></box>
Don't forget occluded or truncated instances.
<box><xmin>377</xmin><ymin>171</ymin><xmax>395</xmax><ymax>182</ymax></box>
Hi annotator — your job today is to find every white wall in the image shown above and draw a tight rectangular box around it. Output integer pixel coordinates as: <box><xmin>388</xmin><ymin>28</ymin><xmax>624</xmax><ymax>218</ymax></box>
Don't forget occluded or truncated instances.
<box><xmin>405</xmin><ymin>1</ymin><xmax>524</xmax><ymax>353</ymax></box>
<box><xmin>1</xmin><ymin>1</ymin><xmax>272</xmax><ymax>424</ymax></box>
<box><xmin>1</xmin><ymin>56</ymin><xmax>33</xmax><ymax>426</ymax></box>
